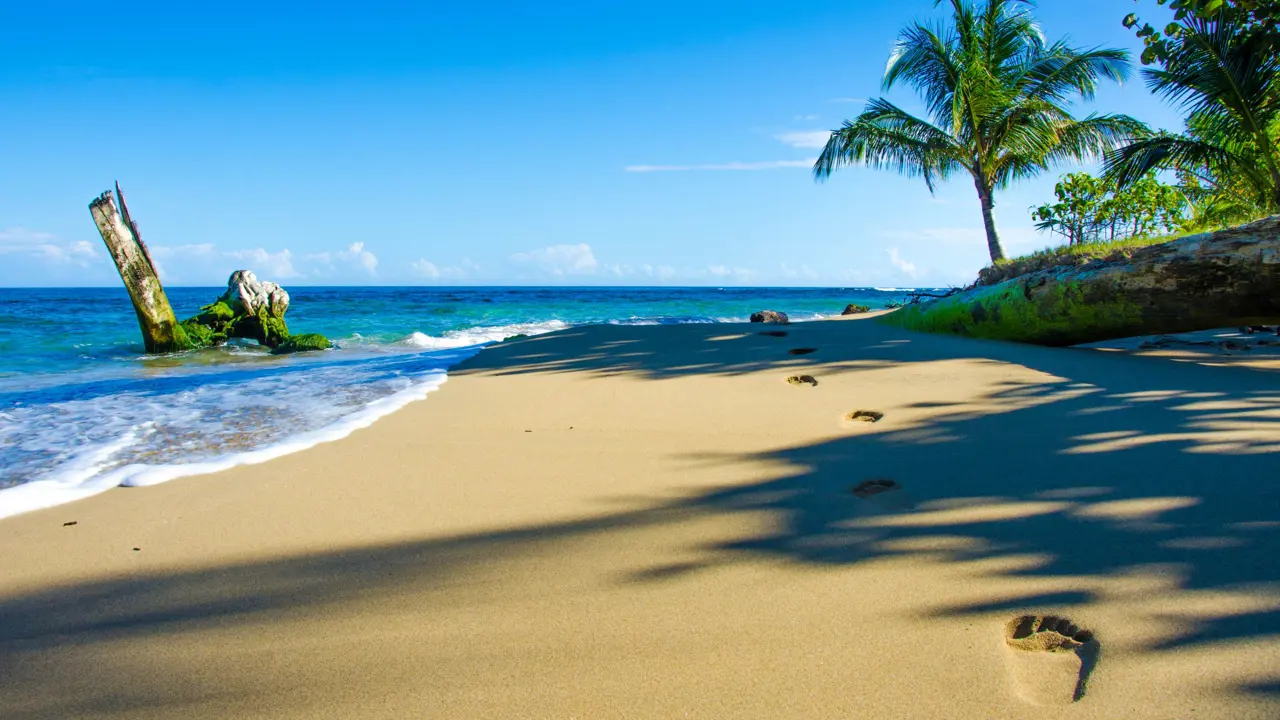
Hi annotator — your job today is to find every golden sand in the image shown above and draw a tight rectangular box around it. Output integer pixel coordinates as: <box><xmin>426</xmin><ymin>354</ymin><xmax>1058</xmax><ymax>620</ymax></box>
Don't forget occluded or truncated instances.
<box><xmin>1</xmin><ymin>315</ymin><xmax>1277</xmax><ymax>718</ymax></box>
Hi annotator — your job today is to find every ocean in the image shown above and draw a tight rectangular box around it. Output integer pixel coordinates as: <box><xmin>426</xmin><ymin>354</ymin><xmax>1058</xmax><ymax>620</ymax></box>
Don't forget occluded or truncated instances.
<box><xmin>0</xmin><ymin>285</ymin><xmax>921</xmax><ymax>518</ymax></box>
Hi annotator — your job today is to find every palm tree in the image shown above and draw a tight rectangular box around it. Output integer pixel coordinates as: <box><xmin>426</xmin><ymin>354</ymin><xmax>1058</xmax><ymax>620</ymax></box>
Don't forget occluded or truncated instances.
<box><xmin>1104</xmin><ymin>10</ymin><xmax>1280</xmax><ymax>222</ymax></box>
<box><xmin>814</xmin><ymin>0</ymin><xmax>1146</xmax><ymax>262</ymax></box>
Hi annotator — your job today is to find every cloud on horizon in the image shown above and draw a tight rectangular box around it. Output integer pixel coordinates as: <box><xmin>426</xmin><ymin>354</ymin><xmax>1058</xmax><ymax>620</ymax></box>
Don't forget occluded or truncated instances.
<box><xmin>886</xmin><ymin>247</ymin><xmax>922</xmax><ymax>280</ymax></box>
<box><xmin>0</xmin><ymin>228</ymin><xmax>101</xmax><ymax>267</ymax></box>
<box><xmin>510</xmin><ymin>243</ymin><xmax>599</xmax><ymax>276</ymax></box>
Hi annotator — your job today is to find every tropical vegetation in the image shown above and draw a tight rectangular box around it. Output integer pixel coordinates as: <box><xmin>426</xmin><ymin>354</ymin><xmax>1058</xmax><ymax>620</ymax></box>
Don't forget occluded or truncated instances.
<box><xmin>1104</xmin><ymin>0</ymin><xmax>1280</xmax><ymax>227</ymax></box>
<box><xmin>813</xmin><ymin>0</ymin><xmax>1146</xmax><ymax>262</ymax></box>
<box><xmin>1031</xmin><ymin>171</ymin><xmax>1186</xmax><ymax>245</ymax></box>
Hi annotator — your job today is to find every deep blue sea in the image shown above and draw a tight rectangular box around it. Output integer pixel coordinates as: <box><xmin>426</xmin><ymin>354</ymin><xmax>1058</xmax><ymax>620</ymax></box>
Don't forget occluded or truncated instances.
<box><xmin>0</xmin><ymin>285</ymin><xmax>921</xmax><ymax>518</ymax></box>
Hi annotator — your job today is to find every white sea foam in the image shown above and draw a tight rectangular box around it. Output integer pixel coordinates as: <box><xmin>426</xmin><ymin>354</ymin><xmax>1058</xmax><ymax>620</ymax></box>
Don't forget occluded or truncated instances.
<box><xmin>399</xmin><ymin>320</ymin><xmax>570</xmax><ymax>349</ymax></box>
<box><xmin>0</xmin><ymin>345</ymin><xmax>483</xmax><ymax>520</ymax></box>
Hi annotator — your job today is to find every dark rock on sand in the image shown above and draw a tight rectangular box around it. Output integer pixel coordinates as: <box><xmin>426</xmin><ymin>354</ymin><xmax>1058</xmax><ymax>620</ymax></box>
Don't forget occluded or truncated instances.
<box><xmin>750</xmin><ymin>310</ymin><xmax>790</xmax><ymax>324</ymax></box>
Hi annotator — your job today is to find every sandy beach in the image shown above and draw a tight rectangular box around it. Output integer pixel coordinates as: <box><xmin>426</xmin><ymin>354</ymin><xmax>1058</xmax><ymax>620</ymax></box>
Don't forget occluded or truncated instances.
<box><xmin>1</xmin><ymin>314</ymin><xmax>1278</xmax><ymax>719</ymax></box>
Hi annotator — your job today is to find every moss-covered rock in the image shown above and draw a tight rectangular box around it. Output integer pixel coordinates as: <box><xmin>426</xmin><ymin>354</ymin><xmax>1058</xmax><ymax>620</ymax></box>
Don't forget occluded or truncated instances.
<box><xmin>193</xmin><ymin>300</ymin><xmax>235</xmax><ymax>324</ymax></box>
<box><xmin>879</xmin><ymin>214</ymin><xmax>1280</xmax><ymax>346</ymax></box>
<box><xmin>174</xmin><ymin>270</ymin><xmax>328</xmax><ymax>352</ymax></box>
<box><xmin>272</xmin><ymin>333</ymin><xmax>333</xmax><ymax>354</ymax></box>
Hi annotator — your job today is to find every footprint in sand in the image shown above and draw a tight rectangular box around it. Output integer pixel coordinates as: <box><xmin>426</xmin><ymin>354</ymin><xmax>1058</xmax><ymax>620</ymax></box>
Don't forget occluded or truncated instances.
<box><xmin>760</xmin><ymin>330</ymin><xmax>789</xmax><ymax>337</ymax></box>
<box><xmin>851</xmin><ymin>479</ymin><xmax>913</xmax><ymax>511</ymax></box>
<box><xmin>787</xmin><ymin>375</ymin><xmax>818</xmax><ymax>387</ymax></box>
<box><xmin>1004</xmin><ymin>615</ymin><xmax>1098</xmax><ymax>706</ymax></box>
<box><xmin>845</xmin><ymin>410</ymin><xmax>884</xmax><ymax>423</ymax></box>
<box><xmin>788</xmin><ymin>347</ymin><xmax>817</xmax><ymax>355</ymax></box>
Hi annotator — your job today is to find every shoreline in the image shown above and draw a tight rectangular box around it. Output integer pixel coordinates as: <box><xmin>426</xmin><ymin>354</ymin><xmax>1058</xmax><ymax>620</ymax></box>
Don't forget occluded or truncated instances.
<box><xmin>1</xmin><ymin>315</ymin><xmax>1277</xmax><ymax>718</ymax></box>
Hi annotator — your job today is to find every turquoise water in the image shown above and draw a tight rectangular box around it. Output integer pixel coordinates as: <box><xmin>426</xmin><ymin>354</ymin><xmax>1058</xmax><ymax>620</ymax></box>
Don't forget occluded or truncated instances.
<box><xmin>0</xmin><ymin>285</ymin><xmax>919</xmax><ymax>517</ymax></box>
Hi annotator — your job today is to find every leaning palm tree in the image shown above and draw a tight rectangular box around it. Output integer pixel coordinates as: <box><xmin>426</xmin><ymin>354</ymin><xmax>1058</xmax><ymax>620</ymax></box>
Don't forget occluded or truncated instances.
<box><xmin>1104</xmin><ymin>10</ymin><xmax>1280</xmax><ymax>223</ymax></box>
<box><xmin>814</xmin><ymin>0</ymin><xmax>1146</xmax><ymax>262</ymax></box>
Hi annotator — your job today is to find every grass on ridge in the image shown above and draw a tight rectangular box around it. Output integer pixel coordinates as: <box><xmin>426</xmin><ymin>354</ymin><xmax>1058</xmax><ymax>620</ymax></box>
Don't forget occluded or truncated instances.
<box><xmin>975</xmin><ymin>233</ymin><xmax>1188</xmax><ymax>286</ymax></box>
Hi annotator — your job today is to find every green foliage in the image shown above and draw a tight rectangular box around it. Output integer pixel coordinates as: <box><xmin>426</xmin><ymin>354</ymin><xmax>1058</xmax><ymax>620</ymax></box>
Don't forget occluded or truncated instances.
<box><xmin>814</xmin><ymin>0</ymin><xmax>1145</xmax><ymax>262</ymax></box>
<box><xmin>1124</xmin><ymin>0</ymin><xmax>1280</xmax><ymax>65</ymax></box>
<box><xmin>272</xmin><ymin>333</ymin><xmax>333</xmax><ymax>354</ymax></box>
<box><xmin>1031</xmin><ymin>171</ymin><xmax>1186</xmax><ymax>245</ymax></box>
<box><xmin>1108</xmin><ymin>2</ymin><xmax>1280</xmax><ymax>222</ymax></box>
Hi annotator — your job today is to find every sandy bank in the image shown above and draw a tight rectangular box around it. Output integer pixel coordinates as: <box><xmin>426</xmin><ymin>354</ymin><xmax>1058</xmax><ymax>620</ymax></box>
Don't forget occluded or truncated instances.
<box><xmin>1</xmin><ymin>315</ymin><xmax>1277</xmax><ymax>718</ymax></box>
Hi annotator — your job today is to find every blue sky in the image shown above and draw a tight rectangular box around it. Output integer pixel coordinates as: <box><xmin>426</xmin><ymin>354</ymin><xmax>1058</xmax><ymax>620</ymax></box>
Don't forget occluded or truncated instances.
<box><xmin>0</xmin><ymin>0</ymin><xmax>1184</xmax><ymax>287</ymax></box>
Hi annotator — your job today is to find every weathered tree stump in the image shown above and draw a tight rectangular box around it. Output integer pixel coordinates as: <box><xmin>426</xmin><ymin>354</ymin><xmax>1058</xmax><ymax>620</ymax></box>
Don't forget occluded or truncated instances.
<box><xmin>88</xmin><ymin>184</ymin><xmax>331</xmax><ymax>354</ymax></box>
<box><xmin>89</xmin><ymin>183</ymin><xmax>190</xmax><ymax>353</ymax></box>
<box><xmin>883</xmin><ymin>215</ymin><xmax>1280</xmax><ymax>346</ymax></box>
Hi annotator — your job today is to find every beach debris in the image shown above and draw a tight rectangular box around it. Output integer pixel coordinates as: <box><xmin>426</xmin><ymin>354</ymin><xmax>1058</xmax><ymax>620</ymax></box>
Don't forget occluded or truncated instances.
<box><xmin>750</xmin><ymin>310</ymin><xmax>790</xmax><ymax>324</ymax></box>
<box><xmin>88</xmin><ymin>184</ymin><xmax>188</xmax><ymax>353</ymax></box>
<box><xmin>842</xmin><ymin>304</ymin><xmax>871</xmax><ymax>315</ymax></box>
<box><xmin>846</xmin><ymin>410</ymin><xmax>884</xmax><ymax>423</ymax></box>
<box><xmin>787</xmin><ymin>347</ymin><xmax>817</xmax><ymax>355</ymax></box>
<box><xmin>62</xmin><ymin>521</ymin><xmax>77</xmax><ymax>527</ymax></box>
<box><xmin>89</xmin><ymin>185</ymin><xmax>332</xmax><ymax>354</ymax></box>
<box><xmin>132</xmin><ymin>547</ymin><xmax>140</xmax><ymax>551</ymax></box>
<box><xmin>786</xmin><ymin>374</ymin><xmax>818</xmax><ymax>386</ymax></box>
<box><xmin>883</xmin><ymin>214</ymin><xmax>1280</xmax><ymax>346</ymax></box>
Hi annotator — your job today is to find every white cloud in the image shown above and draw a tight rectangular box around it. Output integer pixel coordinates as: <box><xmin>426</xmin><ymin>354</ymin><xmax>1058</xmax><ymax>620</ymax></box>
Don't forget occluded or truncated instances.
<box><xmin>776</xmin><ymin>131</ymin><xmax>831</xmax><ymax>149</ymax></box>
<box><xmin>625</xmin><ymin>159</ymin><xmax>816</xmax><ymax>173</ymax></box>
<box><xmin>510</xmin><ymin>243</ymin><xmax>598</xmax><ymax>276</ymax></box>
<box><xmin>886</xmin><ymin>247</ymin><xmax>922</xmax><ymax>279</ymax></box>
<box><xmin>794</xmin><ymin>114</ymin><xmax>820</xmax><ymax>121</ymax></box>
<box><xmin>226</xmin><ymin>248</ymin><xmax>299</xmax><ymax>279</ymax></box>
<box><xmin>411</xmin><ymin>258</ymin><xmax>467</xmax><ymax>280</ymax></box>
<box><xmin>338</xmin><ymin>242</ymin><xmax>378</xmax><ymax>274</ymax></box>
<box><xmin>412</xmin><ymin>259</ymin><xmax>441</xmax><ymax>278</ymax></box>
<box><xmin>0</xmin><ymin>228</ymin><xmax>102</xmax><ymax>267</ymax></box>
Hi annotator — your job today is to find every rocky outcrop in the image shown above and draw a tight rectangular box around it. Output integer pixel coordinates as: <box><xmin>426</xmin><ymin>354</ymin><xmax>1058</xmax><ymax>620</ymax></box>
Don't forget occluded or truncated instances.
<box><xmin>180</xmin><ymin>271</ymin><xmax>330</xmax><ymax>352</ymax></box>
<box><xmin>883</xmin><ymin>215</ymin><xmax>1280</xmax><ymax>346</ymax></box>
<box><xmin>222</xmin><ymin>270</ymin><xmax>290</xmax><ymax>318</ymax></box>
<box><xmin>750</xmin><ymin>310</ymin><xmax>790</xmax><ymax>324</ymax></box>
<box><xmin>842</xmin><ymin>304</ymin><xmax>870</xmax><ymax>315</ymax></box>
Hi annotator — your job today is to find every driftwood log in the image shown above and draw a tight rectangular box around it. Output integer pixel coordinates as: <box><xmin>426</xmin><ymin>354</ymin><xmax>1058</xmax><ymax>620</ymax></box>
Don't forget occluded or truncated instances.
<box><xmin>89</xmin><ymin>184</ymin><xmax>189</xmax><ymax>353</ymax></box>
<box><xmin>883</xmin><ymin>215</ymin><xmax>1280</xmax><ymax>346</ymax></box>
<box><xmin>89</xmin><ymin>184</ymin><xmax>330</xmax><ymax>354</ymax></box>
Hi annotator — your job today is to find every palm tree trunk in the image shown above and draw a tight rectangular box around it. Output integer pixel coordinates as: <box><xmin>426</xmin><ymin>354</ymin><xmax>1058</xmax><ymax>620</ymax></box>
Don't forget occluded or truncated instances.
<box><xmin>974</xmin><ymin>179</ymin><xmax>1006</xmax><ymax>262</ymax></box>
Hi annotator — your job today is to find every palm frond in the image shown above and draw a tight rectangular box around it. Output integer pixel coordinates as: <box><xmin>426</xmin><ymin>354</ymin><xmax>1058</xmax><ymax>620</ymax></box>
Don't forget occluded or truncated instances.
<box><xmin>813</xmin><ymin>99</ymin><xmax>966</xmax><ymax>191</ymax></box>
<box><xmin>1102</xmin><ymin>135</ymin><xmax>1266</xmax><ymax>193</ymax></box>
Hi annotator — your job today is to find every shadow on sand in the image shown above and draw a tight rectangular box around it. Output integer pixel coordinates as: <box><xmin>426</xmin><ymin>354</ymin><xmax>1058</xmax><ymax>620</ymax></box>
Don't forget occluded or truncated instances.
<box><xmin>1</xmin><ymin>319</ymin><xmax>1277</xmax><ymax>715</ymax></box>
